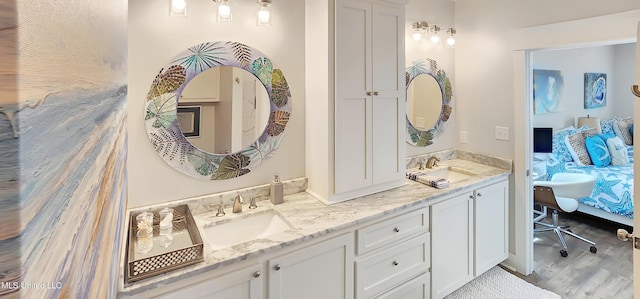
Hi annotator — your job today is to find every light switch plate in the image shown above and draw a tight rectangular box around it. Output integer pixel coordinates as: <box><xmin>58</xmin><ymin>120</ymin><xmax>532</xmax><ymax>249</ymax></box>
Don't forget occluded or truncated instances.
<box><xmin>495</xmin><ymin>126</ymin><xmax>510</xmax><ymax>141</ymax></box>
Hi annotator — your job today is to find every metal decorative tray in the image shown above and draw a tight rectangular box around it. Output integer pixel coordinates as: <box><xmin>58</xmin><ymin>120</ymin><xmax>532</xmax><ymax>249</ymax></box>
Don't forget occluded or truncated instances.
<box><xmin>125</xmin><ymin>204</ymin><xmax>204</xmax><ymax>283</ymax></box>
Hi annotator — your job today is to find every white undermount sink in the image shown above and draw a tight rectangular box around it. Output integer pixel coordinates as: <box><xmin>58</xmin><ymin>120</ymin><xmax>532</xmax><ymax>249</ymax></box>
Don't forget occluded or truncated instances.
<box><xmin>423</xmin><ymin>166</ymin><xmax>477</xmax><ymax>183</ymax></box>
<box><xmin>408</xmin><ymin>166</ymin><xmax>478</xmax><ymax>184</ymax></box>
<box><xmin>202</xmin><ymin>209</ymin><xmax>293</xmax><ymax>250</ymax></box>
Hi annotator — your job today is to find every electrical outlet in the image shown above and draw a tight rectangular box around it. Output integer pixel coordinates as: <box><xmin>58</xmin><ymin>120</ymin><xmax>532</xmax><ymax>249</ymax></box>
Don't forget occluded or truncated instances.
<box><xmin>460</xmin><ymin>131</ymin><xmax>468</xmax><ymax>143</ymax></box>
<box><xmin>415</xmin><ymin>116</ymin><xmax>426</xmax><ymax>129</ymax></box>
<box><xmin>495</xmin><ymin>126</ymin><xmax>510</xmax><ymax>141</ymax></box>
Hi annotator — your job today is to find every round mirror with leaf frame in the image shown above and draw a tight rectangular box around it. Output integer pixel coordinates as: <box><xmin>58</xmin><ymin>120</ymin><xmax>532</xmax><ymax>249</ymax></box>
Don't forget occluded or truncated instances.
<box><xmin>144</xmin><ymin>41</ymin><xmax>292</xmax><ymax>180</ymax></box>
<box><xmin>405</xmin><ymin>58</ymin><xmax>452</xmax><ymax>147</ymax></box>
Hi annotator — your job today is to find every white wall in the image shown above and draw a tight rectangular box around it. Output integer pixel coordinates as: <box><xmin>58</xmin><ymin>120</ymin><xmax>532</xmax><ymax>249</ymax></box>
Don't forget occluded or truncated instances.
<box><xmin>405</xmin><ymin>0</ymin><xmax>456</xmax><ymax>156</ymax></box>
<box><xmin>128</xmin><ymin>0</ymin><xmax>305</xmax><ymax>208</ymax></box>
<box><xmin>532</xmin><ymin>45</ymin><xmax>622</xmax><ymax>130</ymax></box>
<box><xmin>613</xmin><ymin>43</ymin><xmax>637</xmax><ymax>118</ymax></box>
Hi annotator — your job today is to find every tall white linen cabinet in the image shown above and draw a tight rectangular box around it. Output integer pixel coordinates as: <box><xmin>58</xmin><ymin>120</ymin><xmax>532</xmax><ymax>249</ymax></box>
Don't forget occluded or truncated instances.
<box><xmin>305</xmin><ymin>0</ymin><xmax>408</xmax><ymax>204</ymax></box>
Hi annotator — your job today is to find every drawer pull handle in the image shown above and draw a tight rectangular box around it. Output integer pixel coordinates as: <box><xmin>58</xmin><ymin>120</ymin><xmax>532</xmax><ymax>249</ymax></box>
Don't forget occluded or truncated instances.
<box><xmin>274</xmin><ymin>264</ymin><xmax>281</xmax><ymax>271</ymax></box>
<box><xmin>394</xmin><ymin>227</ymin><xmax>400</xmax><ymax>233</ymax></box>
<box><xmin>393</xmin><ymin>261</ymin><xmax>399</xmax><ymax>266</ymax></box>
<box><xmin>253</xmin><ymin>271</ymin><xmax>261</xmax><ymax>278</ymax></box>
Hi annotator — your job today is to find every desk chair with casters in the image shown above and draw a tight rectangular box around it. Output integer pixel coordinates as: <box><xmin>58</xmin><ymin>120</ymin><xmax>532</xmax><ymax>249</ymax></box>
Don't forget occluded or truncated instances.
<box><xmin>533</xmin><ymin>173</ymin><xmax>597</xmax><ymax>257</ymax></box>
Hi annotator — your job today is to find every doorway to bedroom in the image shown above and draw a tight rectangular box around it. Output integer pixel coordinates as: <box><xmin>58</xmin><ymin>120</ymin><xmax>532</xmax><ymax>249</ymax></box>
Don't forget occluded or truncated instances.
<box><xmin>527</xmin><ymin>42</ymin><xmax>636</xmax><ymax>298</ymax></box>
<box><xmin>519</xmin><ymin>21</ymin><xmax>638</xmax><ymax>299</ymax></box>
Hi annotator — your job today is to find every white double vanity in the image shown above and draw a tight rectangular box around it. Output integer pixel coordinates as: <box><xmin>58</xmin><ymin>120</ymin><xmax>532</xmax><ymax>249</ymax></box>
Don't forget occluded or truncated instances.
<box><xmin>127</xmin><ymin>0</ymin><xmax>512</xmax><ymax>297</ymax></box>
<box><xmin>120</xmin><ymin>151</ymin><xmax>511</xmax><ymax>299</ymax></box>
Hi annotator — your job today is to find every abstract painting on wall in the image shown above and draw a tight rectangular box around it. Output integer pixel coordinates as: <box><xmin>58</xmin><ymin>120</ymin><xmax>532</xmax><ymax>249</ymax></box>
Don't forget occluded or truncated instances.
<box><xmin>533</xmin><ymin>69</ymin><xmax>564</xmax><ymax>115</ymax></box>
<box><xmin>584</xmin><ymin>73</ymin><xmax>607</xmax><ymax>109</ymax></box>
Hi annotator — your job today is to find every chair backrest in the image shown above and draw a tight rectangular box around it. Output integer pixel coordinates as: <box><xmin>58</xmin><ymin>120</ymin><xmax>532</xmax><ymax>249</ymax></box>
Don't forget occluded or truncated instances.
<box><xmin>533</xmin><ymin>186</ymin><xmax>562</xmax><ymax>211</ymax></box>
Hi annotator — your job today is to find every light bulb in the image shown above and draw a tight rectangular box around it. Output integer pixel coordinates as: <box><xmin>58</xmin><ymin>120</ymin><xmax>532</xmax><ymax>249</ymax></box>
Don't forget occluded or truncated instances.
<box><xmin>412</xmin><ymin>32</ymin><xmax>422</xmax><ymax>42</ymax></box>
<box><xmin>172</xmin><ymin>0</ymin><xmax>186</xmax><ymax>13</ymax></box>
<box><xmin>446</xmin><ymin>36</ymin><xmax>456</xmax><ymax>47</ymax></box>
<box><xmin>430</xmin><ymin>34</ymin><xmax>440</xmax><ymax>44</ymax></box>
<box><xmin>257</xmin><ymin>5</ymin><xmax>271</xmax><ymax>26</ymax></box>
<box><xmin>217</xmin><ymin>1</ymin><xmax>232</xmax><ymax>22</ymax></box>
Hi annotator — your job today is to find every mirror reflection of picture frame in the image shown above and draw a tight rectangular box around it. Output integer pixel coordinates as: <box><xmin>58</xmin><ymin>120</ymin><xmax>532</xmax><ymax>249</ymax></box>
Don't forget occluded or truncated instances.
<box><xmin>177</xmin><ymin>106</ymin><xmax>201</xmax><ymax>137</ymax></box>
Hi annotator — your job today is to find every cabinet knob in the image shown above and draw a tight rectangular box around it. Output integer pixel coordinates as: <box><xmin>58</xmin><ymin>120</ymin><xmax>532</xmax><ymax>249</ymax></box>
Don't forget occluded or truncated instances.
<box><xmin>366</xmin><ymin>91</ymin><xmax>373</xmax><ymax>96</ymax></box>
<box><xmin>253</xmin><ymin>271</ymin><xmax>261</xmax><ymax>278</ymax></box>
<box><xmin>469</xmin><ymin>195</ymin><xmax>474</xmax><ymax>199</ymax></box>
<box><xmin>373</xmin><ymin>91</ymin><xmax>379</xmax><ymax>96</ymax></box>
<box><xmin>273</xmin><ymin>264</ymin><xmax>281</xmax><ymax>271</ymax></box>
<box><xmin>392</xmin><ymin>261</ymin><xmax>399</xmax><ymax>266</ymax></box>
<box><xmin>477</xmin><ymin>192</ymin><xmax>482</xmax><ymax>197</ymax></box>
<box><xmin>394</xmin><ymin>227</ymin><xmax>400</xmax><ymax>233</ymax></box>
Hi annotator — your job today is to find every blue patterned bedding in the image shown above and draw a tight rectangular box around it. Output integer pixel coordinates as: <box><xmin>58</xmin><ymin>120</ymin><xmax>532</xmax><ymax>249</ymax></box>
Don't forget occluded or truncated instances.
<box><xmin>545</xmin><ymin>146</ymin><xmax>634</xmax><ymax>219</ymax></box>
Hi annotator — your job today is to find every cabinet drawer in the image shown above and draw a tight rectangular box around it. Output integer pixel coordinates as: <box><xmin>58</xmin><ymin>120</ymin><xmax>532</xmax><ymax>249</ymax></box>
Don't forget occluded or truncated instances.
<box><xmin>375</xmin><ymin>272</ymin><xmax>430</xmax><ymax>299</ymax></box>
<box><xmin>356</xmin><ymin>233</ymin><xmax>430</xmax><ymax>298</ymax></box>
<box><xmin>356</xmin><ymin>207</ymin><xmax>428</xmax><ymax>255</ymax></box>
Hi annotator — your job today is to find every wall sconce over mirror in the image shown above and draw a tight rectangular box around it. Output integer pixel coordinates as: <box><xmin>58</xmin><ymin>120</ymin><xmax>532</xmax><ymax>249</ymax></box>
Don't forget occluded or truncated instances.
<box><xmin>256</xmin><ymin>0</ymin><xmax>272</xmax><ymax>26</ymax></box>
<box><xmin>215</xmin><ymin>0</ymin><xmax>232</xmax><ymax>22</ymax></box>
<box><xmin>170</xmin><ymin>0</ymin><xmax>187</xmax><ymax>16</ymax></box>
<box><xmin>411</xmin><ymin>21</ymin><xmax>456</xmax><ymax>49</ymax></box>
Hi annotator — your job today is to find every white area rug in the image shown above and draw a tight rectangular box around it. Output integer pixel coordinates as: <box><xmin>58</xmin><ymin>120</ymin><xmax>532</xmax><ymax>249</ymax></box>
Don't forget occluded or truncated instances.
<box><xmin>445</xmin><ymin>266</ymin><xmax>561</xmax><ymax>299</ymax></box>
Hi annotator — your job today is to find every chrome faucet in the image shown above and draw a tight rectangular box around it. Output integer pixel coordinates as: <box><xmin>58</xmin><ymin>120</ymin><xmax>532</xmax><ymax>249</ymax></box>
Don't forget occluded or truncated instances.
<box><xmin>426</xmin><ymin>156</ymin><xmax>440</xmax><ymax>169</ymax></box>
<box><xmin>232</xmin><ymin>194</ymin><xmax>244</xmax><ymax>213</ymax></box>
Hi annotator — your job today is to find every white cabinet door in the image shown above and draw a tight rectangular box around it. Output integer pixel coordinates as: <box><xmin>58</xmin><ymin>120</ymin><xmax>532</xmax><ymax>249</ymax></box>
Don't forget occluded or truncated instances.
<box><xmin>268</xmin><ymin>233</ymin><xmax>354</xmax><ymax>299</ymax></box>
<box><xmin>153</xmin><ymin>264</ymin><xmax>264</xmax><ymax>299</ymax></box>
<box><xmin>335</xmin><ymin>0</ymin><xmax>404</xmax><ymax>194</ymax></box>
<box><xmin>474</xmin><ymin>180</ymin><xmax>509</xmax><ymax>276</ymax></box>
<box><xmin>371</xmin><ymin>3</ymin><xmax>404</xmax><ymax>186</ymax></box>
<box><xmin>335</xmin><ymin>0</ymin><xmax>373</xmax><ymax>194</ymax></box>
<box><xmin>431</xmin><ymin>192</ymin><xmax>474</xmax><ymax>299</ymax></box>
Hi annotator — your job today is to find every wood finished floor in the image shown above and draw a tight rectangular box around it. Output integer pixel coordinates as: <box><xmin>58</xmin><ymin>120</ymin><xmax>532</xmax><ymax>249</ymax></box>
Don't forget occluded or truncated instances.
<box><xmin>516</xmin><ymin>212</ymin><xmax>634</xmax><ymax>299</ymax></box>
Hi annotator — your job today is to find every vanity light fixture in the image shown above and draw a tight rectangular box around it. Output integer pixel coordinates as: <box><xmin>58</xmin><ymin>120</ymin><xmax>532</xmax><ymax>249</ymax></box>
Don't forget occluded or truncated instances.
<box><xmin>412</xmin><ymin>21</ymin><xmax>429</xmax><ymax>42</ymax></box>
<box><xmin>430</xmin><ymin>25</ymin><xmax>441</xmax><ymax>44</ymax></box>
<box><xmin>256</xmin><ymin>0</ymin><xmax>272</xmax><ymax>26</ymax></box>
<box><xmin>446</xmin><ymin>28</ymin><xmax>456</xmax><ymax>48</ymax></box>
<box><xmin>170</xmin><ymin>0</ymin><xmax>187</xmax><ymax>16</ymax></box>
<box><xmin>215</xmin><ymin>0</ymin><xmax>232</xmax><ymax>22</ymax></box>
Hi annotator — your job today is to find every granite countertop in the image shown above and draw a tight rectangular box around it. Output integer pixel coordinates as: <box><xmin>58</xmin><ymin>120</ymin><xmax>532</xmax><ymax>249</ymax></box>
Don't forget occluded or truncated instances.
<box><xmin>120</xmin><ymin>157</ymin><xmax>511</xmax><ymax>296</ymax></box>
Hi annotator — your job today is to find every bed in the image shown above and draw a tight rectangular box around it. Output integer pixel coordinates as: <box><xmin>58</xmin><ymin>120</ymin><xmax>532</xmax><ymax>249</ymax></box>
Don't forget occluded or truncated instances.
<box><xmin>545</xmin><ymin>148</ymin><xmax>633</xmax><ymax>226</ymax></box>
<box><xmin>541</xmin><ymin>118</ymin><xmax>634</xmax><ymax>227</ymax></box>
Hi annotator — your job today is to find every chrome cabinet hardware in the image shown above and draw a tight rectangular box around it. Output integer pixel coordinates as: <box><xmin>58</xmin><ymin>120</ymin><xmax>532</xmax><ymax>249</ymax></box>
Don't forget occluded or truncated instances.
<box><xmin>273</xmin><ymin>264</ymin><xmax>281</xmax><ymax>271</ymax></box>
<box><xmin>394</xmin><ymin>227</ymin><xmax>400</xmax><ymax>233</ymax></box>
<box><xmin>253</xmin><ymin>271</ymin><xmax>261</xmax><ymax>278</ymax></box>
<box><xmin>392</xmin><ymin>261</ymin><xmax>399</xmax><ymax>266</ymax></box>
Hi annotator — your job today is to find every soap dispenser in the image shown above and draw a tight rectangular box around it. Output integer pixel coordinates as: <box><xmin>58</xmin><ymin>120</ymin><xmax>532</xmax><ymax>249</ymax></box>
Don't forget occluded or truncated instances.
<box><xmin>270</xmin><ymin>173</ymin><xmax>284</xmax><ymax>205</ymax></box>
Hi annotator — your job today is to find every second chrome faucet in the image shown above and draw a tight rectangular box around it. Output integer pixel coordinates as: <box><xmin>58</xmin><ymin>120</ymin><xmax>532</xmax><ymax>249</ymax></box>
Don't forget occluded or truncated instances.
<box><xmin>426</xmin><ymin>156</ymin><xmax>440</xmax><ymax>169</ymax></box>
<box><xmin>232</xmin><ymin>194</ymin><xmax>244</xmax><ymax>213</ymax></box>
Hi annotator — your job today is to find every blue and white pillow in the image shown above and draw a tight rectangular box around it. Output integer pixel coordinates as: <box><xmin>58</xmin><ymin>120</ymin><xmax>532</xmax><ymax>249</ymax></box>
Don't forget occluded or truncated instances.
<box><xmin>600</xmin><ymin>117</ymin><xmax>621</xmax><ymax>136</ymax></box>
<box><xmin>552</xmin><ymin>126</ymin><xmax>577</xmax><ymax>163</ymax></box>
<box><xmin>585</xmin><ymin>135</ymin><xmax>610</xmax><ymax>167</ymax></box>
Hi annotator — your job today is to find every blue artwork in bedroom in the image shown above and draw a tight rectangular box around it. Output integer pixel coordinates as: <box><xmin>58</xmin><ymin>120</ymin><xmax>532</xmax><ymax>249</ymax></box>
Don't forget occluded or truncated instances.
<box><xmin>584</xmin><ymin>73</ymin><xmax>607</xmax><ymax>109</ymax></box>
<box><xmin>533</xmin><ymin>69</ymin><xmax>563</xmax><ymax>115</ymax></box>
